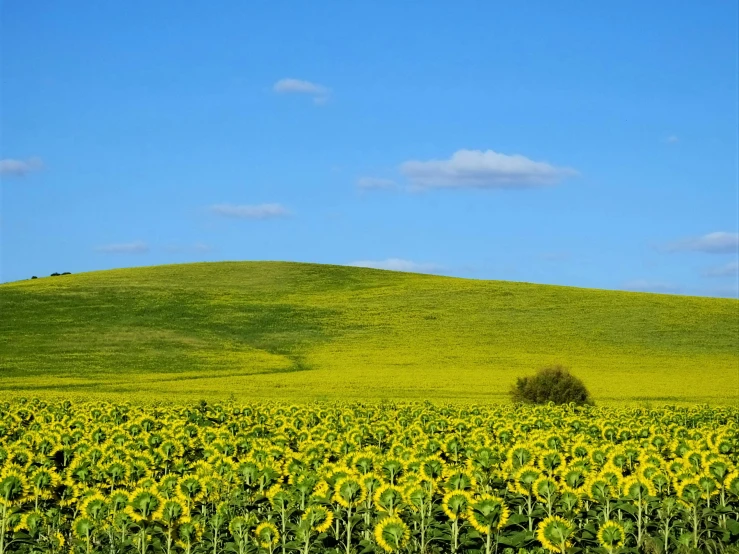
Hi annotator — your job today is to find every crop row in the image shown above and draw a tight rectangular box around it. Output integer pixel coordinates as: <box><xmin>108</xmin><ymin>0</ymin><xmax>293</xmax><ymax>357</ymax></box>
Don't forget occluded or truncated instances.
<box><xmin>0</xmin><ymin>400</ymin><xmax>737</xmax><ymax>553</ymax></box>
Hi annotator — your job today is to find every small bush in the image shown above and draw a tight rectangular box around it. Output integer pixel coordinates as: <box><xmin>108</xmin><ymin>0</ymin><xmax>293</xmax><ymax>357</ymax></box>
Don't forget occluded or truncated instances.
<box><xmin>31</xmin><ymin>276</ymin><xmax>37</xmax><ymax>279</ymax></box>
<box><xmin>50</xmin><ymin>272</ymin><xmax>60</xmax><ymax>277</ymax></box>
<box><xmin>510</xmin><ymin>365</ymin><xmax>593</xmax><ymax>406</ymax></box>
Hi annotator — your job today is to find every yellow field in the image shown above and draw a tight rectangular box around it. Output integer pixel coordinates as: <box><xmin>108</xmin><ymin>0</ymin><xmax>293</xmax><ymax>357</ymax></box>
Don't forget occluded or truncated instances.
<box><xmin>0</xmin><ymin>261</ymin><xmax>737</xmax><ymax>404</ymax></box>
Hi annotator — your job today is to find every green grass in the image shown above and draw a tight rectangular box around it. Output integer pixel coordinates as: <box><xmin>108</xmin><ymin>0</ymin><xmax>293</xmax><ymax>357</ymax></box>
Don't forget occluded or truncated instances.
<box><xmin>1</xmin><ymin>261</ymin><xmax>737</xmax><ymax>403</ymax></box>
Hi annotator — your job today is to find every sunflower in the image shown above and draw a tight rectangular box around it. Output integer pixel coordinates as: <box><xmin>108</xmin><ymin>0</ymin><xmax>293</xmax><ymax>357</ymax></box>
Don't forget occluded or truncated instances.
<box><xmin>374</xmin><ymin>483</ymin><xmax>405</xmax><ymax>515</ymax></box>
<box><xmin>72</xmin><ymin>516</ymin><xmax>95</xmax><ymax>541</ymax></box>
<box><xmin>677</xmin><ymin>478</ymin><xmax>703</xmax><ymax>505</ymax></box>
<box><xmin>419</xmin><ymin>456</ymin><xmax>444</xmax><ymax>482</ymax></box>
<box><xmin>443</xmin><ymin>470</ymin><xmax>476</xmax><ymax>492</ymax></box>
<box><xmin>533</xmin><ymin>476</ymin><xmax>559</xmax><ymax>503</ymax></box>
<box><xmin>333</xmin><ymin>476</ymin><xmax>366</xmax><ymax>508</ymax></box>
<box><xmin>514</xmin><ymin>466</ymin><xmax>541</xmax><ymax>495</ymax></box>
<box><xmin>597</xmin><ymin>520</ymin><xmax>626</xmax><ymax>553</ymax></box>
<box><xmin>442</xmin><ymin>490</ymin><xmax>472</xmax><ymax>520</ymax></box>
<box><xmin>302</xmin><ymin>505</ymin><xmax>333</xmax><ymax>533</ymax></box>
<box><xmin>13</xmin><ymin>510</ymin><xmax>44</xmax><ymax>535</ymax></box>
<box><xmin>126</xmin><ymin>486</ymin><xmax>162</xmax><ymax>522</ymax></box>
<box><xmin>108</xmin><ymin>490</ymin><xmax>129</xmax><ymax>513</ymax></box>
<box><xmin>622</xmin><ymin>476</ymin><xmax>656</xmax><ymax>501</ymax></box>
<box><xmin>79</xmin><ymin>492</ymin><xmax>108</xmax><ymax>522</ymax></box>
<box><xmin>0</xmin><ymin>468</ymin><xmax>27</xmax><ymax>505</ymax></box>
<box><xmin>374</xmin><ymin>516</ymin><xmax>410</xmax><ymax>553</ymax></box>
<box><xmin>255</xmin><ymin>521</ymin><xmax>280</xmax><ymax>549</ymax></box>
<box><xmin>536</xmin><ymin>515</ymin><xmax>575</xmax><ymax>553</ymax></box>
<box><xmin>28</xmin><ymin>467</ymin><xmax>60</xmax><ymax>500</ymax></box>
<box><xmin>467</xmin><ymin>494</ymin><xmax>510</xmax><ymax>534</ymax></box>
<box><xmin>153</xmin><ymin>497</ymin><xmax>189</xmax><ymax>525</ymax></box>
<box><xmin>176</xmin><ymin>520</ymin><xmax>203</xmax><ymax>549</ymax></box>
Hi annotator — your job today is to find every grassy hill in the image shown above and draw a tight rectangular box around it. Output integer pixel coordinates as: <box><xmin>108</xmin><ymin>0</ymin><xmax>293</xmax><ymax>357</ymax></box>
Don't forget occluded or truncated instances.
<box><xmin>1</xmin><ymin>261</ymin><xmax>737</xmax><ymax>403</ymax></box>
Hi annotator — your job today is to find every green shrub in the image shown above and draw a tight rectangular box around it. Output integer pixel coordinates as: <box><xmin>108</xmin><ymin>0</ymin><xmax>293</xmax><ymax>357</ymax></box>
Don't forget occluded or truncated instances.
<box><xmin>510</xmin><ymin>365</ymin><xmax>593</xmax><ymax>406</ymax></box>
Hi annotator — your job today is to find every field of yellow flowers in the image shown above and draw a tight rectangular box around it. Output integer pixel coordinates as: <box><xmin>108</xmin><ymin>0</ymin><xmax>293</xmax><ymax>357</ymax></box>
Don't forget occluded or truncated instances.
<box><xmin>1</xmin><ymin>399</ymin><xmax>737</xmax><ymax>553</ymax></box>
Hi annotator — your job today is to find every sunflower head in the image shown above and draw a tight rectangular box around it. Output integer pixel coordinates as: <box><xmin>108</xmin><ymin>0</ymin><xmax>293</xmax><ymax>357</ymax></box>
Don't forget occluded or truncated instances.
<box><xmin>374</xmin><ymin>516</ymin><xmax>410</xmax><ymax>553</ymax></box>
<box><xmin>176</xmin><ymin>521</ymin><xmax>203</xmax><ymax>547</ymax></box>
<box><xmin>72</xmin><ymin>516</ymin><xmax>95</xmax><ymax>541</ymax></box>
<box><xmin>443</xmin><ymin>470</ymin><xmax>476</xmax><ymax>492</ymax></box>
<box><xmin>14</xmin><ymin>510</ymin><xmax>44</xmax><ymax>535</ymax></box>
<box><xmin>127</xmin><ymin>487</ymin><xmax>162</xmax><ymax>522</ymax></box>
<box><xmin>255</xmin><ymin>521</ymin><xmax>280</xmax><ymax>549</ymax></box>
<box><xmin>442</xmin><ymin>490</ymin><xmax>472</xmax><ymax>520</ymax></box>
<box><xmin>419</xmin><ymin>456</ymin><xmax>444</xmax><ymax>481</ymax></box>
<box><xmin>0</xmin><ymin>469</ymin><xmax>27</xmax><ymax>504</ymax></box>
<box><xmin>228</xmin><ymin>515</ymin><xmax>251</xmax><ymax>540</ymax></box>
<box><xmin>333</xmin><ymin>476</ymin><xmax>366</xmax><ymax>508</ymax></box>
<box><xmin>79</xmin><ymin>492</ymin><xmax>108</xmax><ymax>522</ymax></box>
<box><xmin>302</xmin><ymin>505</ymin><xmax>333</xmax><ymax>534</ymax></box>
<box><xmin>514</xmin><ymin>466</ymin><xmax>541</xmax><ymax>495</ymax></box>
<box><xmin>374</xmin><ymin>484</ymin><xmax>405</xmax><ymax>515</ymax></box>
<box><xmin>533</xmin><ymin>476</ymin><xmax>559</xmax><ymax>502</ymax></box>
<box><xmin>536</xmin><ymin>515</ymin><xmax>575</xmax><ymax>553</ymax></box>
<box><xmin>153</xmin><ymin>497</ymin><xmax>189</xmax><ymax>526</ymax></box>
<box><xmin>467</xmin><ymin>495</ymin><xmax>510</xmax><ymax>534</ymax></box>
<box><xmin>597</xmin><ymin>520</ymin><xmax>626</xmax><ymax>550</ymax></box>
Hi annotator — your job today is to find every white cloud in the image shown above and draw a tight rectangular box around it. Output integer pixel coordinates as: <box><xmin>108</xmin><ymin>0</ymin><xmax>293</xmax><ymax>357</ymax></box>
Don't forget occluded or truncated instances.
<box><xmin>349</xmin><ymin>258</ymin><xmax>442</xmax><ymax>273</ymax></box>
<box><xmin>210</xmin><ymin>203</ymin><xmax>290</xmax><ymax>219</ymax></box>
<box><xmin>665</xmin><ymin>232</ymin><xmax>739</xmax><ymax>254</ymax></box>
<box><xmin>164</xmin><ymin>242</ymin><xmax>214</xmax><ymax>254</ymax></box>
<box><xmin>622</xmin><ymin>279</ymin><xmax>681</xmax><ymax>294</ymax></box>
<box><xmin>95</xmin><ymin>241</ymin><xmax>149</xmax><ymax>254</ymax></box>
<box><xmin>0</xmin><ymin>157</ymin><xmax>44</xmax><ymax>176</ymax></box>
<box><xmin>666</xmin><ymin>135</ymin><xmax>679</xmax><ymax>144</ymax></box>
<box><xmin>400</xmin><ymin>149</ymin><xmax>577</xmax><ymax>190</ymax></box>
<box><xmin>273</xmin><ymin>78</ymin><xmax>330</xmax><ymax>104</ymax></box>
<box><xmin>702</xmin><ymin>261</ymin><xmax>739</xmax><ymax>278</ymax></box>
<box><xmin>357</xmin><ymin>177</ymin><xmax>396</xmax><ymax>190</ymax></box>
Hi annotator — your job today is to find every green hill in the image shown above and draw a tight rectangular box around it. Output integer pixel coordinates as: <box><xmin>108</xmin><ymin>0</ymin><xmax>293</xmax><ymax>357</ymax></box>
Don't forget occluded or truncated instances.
<box><xmin>1</xmin><ymin>261</ymin><xmax>737</xmax><ymax>403</ymax></box>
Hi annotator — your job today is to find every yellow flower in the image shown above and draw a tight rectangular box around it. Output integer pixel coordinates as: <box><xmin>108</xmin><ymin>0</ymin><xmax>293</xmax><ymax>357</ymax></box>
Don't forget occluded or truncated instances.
<box><xmin>597</xmin><ymin>520</ymin><xmax>626</xmax><ymax>551</ymax></box>
<box><xmin>374</xmin><ymin>516</ymin><xmax>409</xmax><ymax>553</ymax></box>
<box><xmin>467</xmin><ymin>494</ymin><xmax>510</xmax><ymax>534</ymax></box>
<box><xmin>255</xmin><ymin>521</ymin><xmax>279</xmax><ymax>549</ymax></box>
<box><xmin>333</xmin><ymin>476</ymin><xmax>366</xmax><ymax>508</ymax></box>
<box><xmin>302</xmin><ymin>505</ymin><xmax>333</xmax><ymax>533</ymax></box>
<box><xmin>441</xmin><ymin>490</ymin><xmax>472</xmax><ymax>520</ymax></box>
<box><xmin>536</xmin><ymin>515</ymin><xmax>575</xmax><ymax>553</ymax></box>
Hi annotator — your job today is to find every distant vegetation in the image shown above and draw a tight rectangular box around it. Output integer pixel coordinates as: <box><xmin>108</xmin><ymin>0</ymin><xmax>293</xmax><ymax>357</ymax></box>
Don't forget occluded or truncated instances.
<box><xmin>510</xmin><ymin>366</ymin><xmax>593</xmax><ymax>406</ymax></box>
<box><xmin>0</xmin><ymin>261</ymin><xmax>737</xmax><ymax>403</ymax></box>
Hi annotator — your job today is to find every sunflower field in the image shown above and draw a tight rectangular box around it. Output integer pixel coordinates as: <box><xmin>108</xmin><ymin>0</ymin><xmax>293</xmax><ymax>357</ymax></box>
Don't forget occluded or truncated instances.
<box><xmin>0</xmin><ymin>400</ymin><xmax>737</xmax><ymax>554</ymax></box>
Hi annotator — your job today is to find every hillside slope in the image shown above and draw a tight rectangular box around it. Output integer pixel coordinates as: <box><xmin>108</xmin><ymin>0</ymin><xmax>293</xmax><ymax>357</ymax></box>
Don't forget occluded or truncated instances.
<box><xmin>1</xmin><ymin>262</ymin><xmax>737</xmax><ymax>403</ymax></box>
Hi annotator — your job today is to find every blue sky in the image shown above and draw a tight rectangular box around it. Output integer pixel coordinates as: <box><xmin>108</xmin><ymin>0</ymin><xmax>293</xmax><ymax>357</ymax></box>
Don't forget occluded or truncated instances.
<box><xmin>2</xmin><ymin>1</ymin><xmax>737</xmax><ymax>296</ymax></box>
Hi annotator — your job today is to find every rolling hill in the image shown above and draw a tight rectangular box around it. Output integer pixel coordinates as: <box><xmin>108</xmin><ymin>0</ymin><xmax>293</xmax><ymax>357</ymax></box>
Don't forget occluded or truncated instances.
<box><xmin>1</xmin><ymin>261</ymin><xmax>737</xmax><ymax>403</ymax></box>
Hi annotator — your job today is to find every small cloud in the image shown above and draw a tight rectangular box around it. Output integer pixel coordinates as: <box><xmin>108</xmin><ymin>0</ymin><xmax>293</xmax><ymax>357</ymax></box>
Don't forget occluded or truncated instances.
<box><xmin>702</xmin><ymin>261</ymin><xmax>739</xmax><ymax>278</ymax></box>
<box><xmin>164</xmin><ymin>242</ymin><xmax>214</xmax><ymax>254</ymax></box>
<box><xmin>0</xmin><ymin>157</ymin><xmax>44</xmax><ymax>177</ymax></box>
<box><xmin>622</xmin><ymin>279</ymin><xmax>681</xmax><ymax>294</ymax></box>
<box><xmin>210</xmin><ymin>203</ymin><xmax>290</xmax><ymax>219</ymax></box>
<box><xmin>273</xmin><ymin>78</ymin><xmax>330</xmax><ymax>104</ymax></box>
<box><xmin>357</xmin><ymin>177</ymin><xmax>397</xmax><ymax>190</ymax></box>
<box><xmin>666</xmin><ymin>135</ymin><xmax>679</xmax><ymax>144</ymax></box>
<box><xmin>664</xmin><ymin>232</ymin><xmax>739</xmax><ymax>254</ymax></box>
<box><xmin>349</xmin><ymin>258</ymin><xmax>442</xmax><ymax>274</ymax></box>
<box><xmin>400</xmin><ymin>149</ymin><xmax>577</xmax><ymax>190</ymax></box>
<box><xmin>95</xmin><ymin>241</ymin><xmax>149</xmax><ymax>254</ymax></box>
